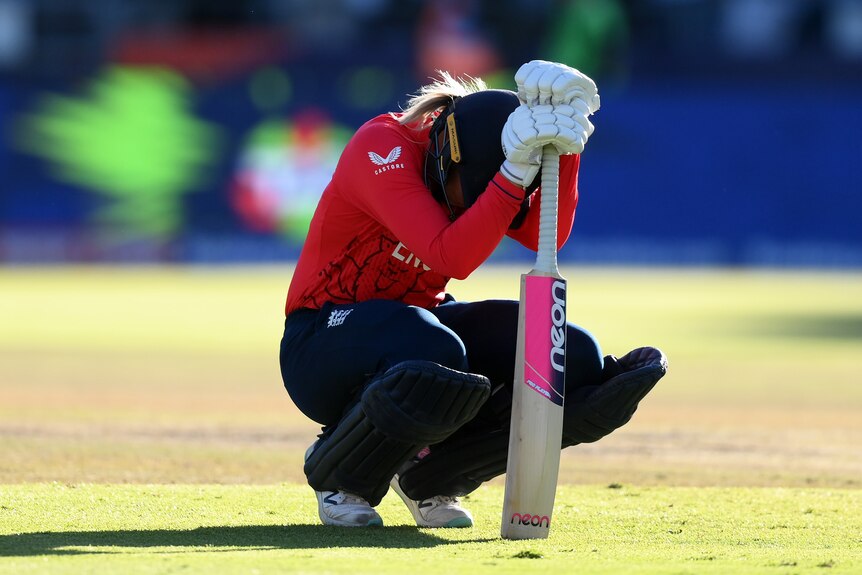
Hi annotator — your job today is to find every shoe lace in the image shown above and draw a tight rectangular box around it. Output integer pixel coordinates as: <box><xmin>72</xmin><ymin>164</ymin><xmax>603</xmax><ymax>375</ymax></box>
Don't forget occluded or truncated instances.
<box><xmin>340</xmin><ymin>492</ymin><xmax>371</xmax><ymax>506</ymax></box>
<box><xmin>424</xmin><ymin>495</ymin><xmax>460</xmax><ymax>507</ymax></box>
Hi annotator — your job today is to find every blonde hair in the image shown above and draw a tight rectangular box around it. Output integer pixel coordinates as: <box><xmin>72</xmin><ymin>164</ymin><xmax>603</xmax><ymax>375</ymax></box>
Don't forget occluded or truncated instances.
<box><xmin>397</xmin><ymin>71</ymin><xmax>488</xmax><ymax>126</ymax></box>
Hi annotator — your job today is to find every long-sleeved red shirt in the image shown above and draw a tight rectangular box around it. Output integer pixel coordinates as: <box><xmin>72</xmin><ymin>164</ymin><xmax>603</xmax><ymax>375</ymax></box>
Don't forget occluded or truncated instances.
<box><xmin>285</xmin><ymin>113</ymin><xmax>580</xmax><ymax>315</ymax></box>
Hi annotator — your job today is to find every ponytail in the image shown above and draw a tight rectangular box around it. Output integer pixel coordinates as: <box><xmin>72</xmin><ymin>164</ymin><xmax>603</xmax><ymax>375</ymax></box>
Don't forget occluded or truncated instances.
<box><xmin>396</xmin><ymin>72</ymin><xmax>487</xmax><ymax>127</ymax></box>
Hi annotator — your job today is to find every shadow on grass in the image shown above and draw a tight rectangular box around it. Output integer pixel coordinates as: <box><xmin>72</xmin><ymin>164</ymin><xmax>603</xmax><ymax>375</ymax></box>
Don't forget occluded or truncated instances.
<box><xmin>0</xmin><ymin>524</ymin><xmax>493</xmax><ymax>556</ymax></box>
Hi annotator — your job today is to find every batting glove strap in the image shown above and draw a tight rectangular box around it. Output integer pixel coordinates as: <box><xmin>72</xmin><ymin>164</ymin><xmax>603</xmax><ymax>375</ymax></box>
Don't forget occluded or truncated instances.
<box><xmin>500</xmin><ymin>159</ymin><xmax>539</xmax><ymax>189</ymax></box>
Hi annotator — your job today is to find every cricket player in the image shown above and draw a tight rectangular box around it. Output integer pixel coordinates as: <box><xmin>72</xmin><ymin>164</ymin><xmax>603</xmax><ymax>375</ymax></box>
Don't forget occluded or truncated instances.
<box><xmin>280</xmin><ymin>61</ymin><xmax>668</xmax><ymax>528</ymax></box>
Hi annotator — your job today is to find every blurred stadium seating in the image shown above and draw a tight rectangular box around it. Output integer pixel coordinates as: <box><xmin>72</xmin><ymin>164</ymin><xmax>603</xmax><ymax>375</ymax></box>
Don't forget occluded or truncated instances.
<box><xmin>1</xmin><ymin>0</ymin><xmax>860</xmax><ymax>265</ymax></box>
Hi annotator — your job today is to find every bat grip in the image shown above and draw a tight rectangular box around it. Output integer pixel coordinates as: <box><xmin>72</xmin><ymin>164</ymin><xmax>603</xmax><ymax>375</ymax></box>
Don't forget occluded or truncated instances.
<box><xmin>535</xmin><ymin>145</ymin><xmax>560</xmax><ymax>275</ymax></box>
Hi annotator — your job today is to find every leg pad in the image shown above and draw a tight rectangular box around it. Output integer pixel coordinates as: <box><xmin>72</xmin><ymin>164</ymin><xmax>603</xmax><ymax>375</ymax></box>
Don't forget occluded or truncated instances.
<box><xmin>397</xmin><ymin>347</ymin><xmax>668</xmax><ymax>499</ymax></box>
<box><xmin>304</xmin><ymin>360</ymin><xmax>490</xmax><ymax>506</ymax></box>
<box><xmin>563</xmin><ymin>346</ymin><xmax>667</xmax><ymax>445</ymax></box>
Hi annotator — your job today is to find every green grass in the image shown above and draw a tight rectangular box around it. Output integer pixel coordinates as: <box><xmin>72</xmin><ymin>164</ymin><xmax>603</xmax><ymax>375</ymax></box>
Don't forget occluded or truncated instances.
<box><xmin>1</xmin><ymin>483</ymin><xmax>859</xmax><ymax>575</ymax></box>
<box><xmin>1</xmin><ymin>265</ymin><xmax>861</xmax><ymax>573</ymax></box>
<box><xmin>3</xmin><ymin>265</ymin><xmax>862</xmax><ymax>360</ymax></box>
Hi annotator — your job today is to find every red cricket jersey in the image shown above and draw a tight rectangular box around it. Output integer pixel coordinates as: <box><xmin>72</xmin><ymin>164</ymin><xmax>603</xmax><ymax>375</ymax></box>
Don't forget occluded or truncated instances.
<box><xmin>285</xmin><ymin>113</ymin><xmax>580</xmax><ymax>315</ymax></box>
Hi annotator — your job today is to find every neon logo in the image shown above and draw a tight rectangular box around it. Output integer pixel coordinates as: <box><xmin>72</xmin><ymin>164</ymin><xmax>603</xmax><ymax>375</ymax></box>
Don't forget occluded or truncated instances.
<box><xmin>510</xmin><ymin>512</ymin><xmax>551</xmax><ymax>528</ymax></box>
<box><xmin>550</xmin><ymin>280</ymin><xmax>566</xmax><ymax>373</ymax></box>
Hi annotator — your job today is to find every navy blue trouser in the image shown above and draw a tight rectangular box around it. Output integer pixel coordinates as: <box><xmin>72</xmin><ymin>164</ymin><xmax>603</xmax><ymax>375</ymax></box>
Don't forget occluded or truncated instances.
<box><xmin>280</xmin><ymin>298</ymin><xmax>604</xmax><ymax>427</ymax></box>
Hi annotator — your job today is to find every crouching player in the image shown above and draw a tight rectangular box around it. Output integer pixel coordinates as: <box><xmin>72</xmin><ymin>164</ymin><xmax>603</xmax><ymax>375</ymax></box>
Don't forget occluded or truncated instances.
<box><xmin>279</xmin><ymin>61</ymin><xmax>668</xmax><ymax>527</ymax></box>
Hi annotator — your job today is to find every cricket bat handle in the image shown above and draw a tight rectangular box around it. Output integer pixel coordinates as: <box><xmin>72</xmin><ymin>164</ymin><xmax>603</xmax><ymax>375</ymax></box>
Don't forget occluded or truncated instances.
<box><xmin>535</xmin><ymin>145</ymin><xmax>560</xmax><ymax>275</ymax></box>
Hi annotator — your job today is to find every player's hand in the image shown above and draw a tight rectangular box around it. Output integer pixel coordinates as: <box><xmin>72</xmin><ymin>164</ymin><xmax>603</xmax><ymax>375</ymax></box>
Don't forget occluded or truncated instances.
<box><xmin>531</xmin><ymin>103</ymin><xmax>595</xmax><ymax>155</ymax></box>
<box><xmin>500</xmin><ymin>104</ymin><xmax>543</xmax><ymax>188</ymax></box>
<box><xmin>515</xmin><ymin>60</ymin><xmax>600</xmax><ymax>113</ymax></box>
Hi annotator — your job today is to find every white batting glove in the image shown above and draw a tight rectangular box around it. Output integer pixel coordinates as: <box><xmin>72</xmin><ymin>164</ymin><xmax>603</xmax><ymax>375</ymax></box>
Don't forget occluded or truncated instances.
<box><xmin>500</xmin><ymin>104</ymin><xmax>542</xmax><ymax>188</ymax></box>
<box><xmin>515</xmin><ymin>60</ymin><xmax>601</xmax><ymax>113</ymax></box>
<box><xmin>530</xmin><ymin>103</ymin><xmax>595</xmax><ymax>155</ymax></box>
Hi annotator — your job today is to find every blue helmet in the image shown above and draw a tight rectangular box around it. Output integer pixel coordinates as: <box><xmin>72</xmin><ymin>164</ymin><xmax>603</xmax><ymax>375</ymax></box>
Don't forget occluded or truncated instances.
<box><xmin>425</xmin><ymin>89</ymin><xmax>537</xmax><ymax>220</ymax></box>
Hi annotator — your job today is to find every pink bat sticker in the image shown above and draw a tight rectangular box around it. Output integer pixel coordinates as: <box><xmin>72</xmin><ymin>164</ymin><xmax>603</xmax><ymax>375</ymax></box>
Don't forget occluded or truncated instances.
<box><xmin>523</xmin><ymin>276</ymin><xmax>566</xmax><ymax>406</ymax></box>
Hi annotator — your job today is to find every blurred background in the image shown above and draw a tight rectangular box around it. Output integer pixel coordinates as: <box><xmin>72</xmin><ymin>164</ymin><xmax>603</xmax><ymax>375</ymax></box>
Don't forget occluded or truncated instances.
<box><xmin>1</xmin><ymin>0</ymin><xmax>860</xmax><ymax>267</ymax></box>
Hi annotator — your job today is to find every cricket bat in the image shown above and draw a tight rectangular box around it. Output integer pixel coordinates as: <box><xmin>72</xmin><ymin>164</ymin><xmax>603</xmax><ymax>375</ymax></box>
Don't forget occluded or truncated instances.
<box><xmin>501</xmin><ymin>145</ymin><xmax>566</xmax><ymax>540</ymax></box>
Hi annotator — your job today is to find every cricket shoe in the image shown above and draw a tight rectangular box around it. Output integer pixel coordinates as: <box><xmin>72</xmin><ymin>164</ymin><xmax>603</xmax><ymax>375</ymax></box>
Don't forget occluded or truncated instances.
<box><xmin>305</xmin><ymin>444</ymin><xmax>383</xmax><ymax>527</ymax></box>
<box><xmin>314</xmin><ymin>490</ymin><xmax>383</xmax><ymax>527</ymax></box>
<box><xmin>390</xmin><ymin>474</ymin><xmax>473</xmax><ymax>528</ymax></box>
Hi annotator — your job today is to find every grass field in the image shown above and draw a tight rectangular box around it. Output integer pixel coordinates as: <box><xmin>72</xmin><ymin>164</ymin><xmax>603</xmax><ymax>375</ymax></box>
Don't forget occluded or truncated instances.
<box><xmin>1</xmin><ymin>265</ymin><xmax>861</xmax><ymax>574</ymax></box>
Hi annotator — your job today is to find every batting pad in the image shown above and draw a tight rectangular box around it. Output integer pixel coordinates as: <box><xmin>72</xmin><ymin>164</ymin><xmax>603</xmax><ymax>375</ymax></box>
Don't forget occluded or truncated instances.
<box><xmin>563</xmin><ymin>346</ymin><xmax>668</xmax><ymax>445</ymax></box>
<box><xmin>304</xmin><ymin>360</ymin><xmax>491</xmax><ymax>506</ymax></box>
<box><xmin>398</xmin><ymin>347</ymin><xmax>668</xmax><ymax>500</ymax></box>
<box><xmin>396</xmin><ymin>428</ymin><xmax>510</xmax><ymax>501</ymax></box>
